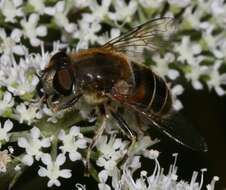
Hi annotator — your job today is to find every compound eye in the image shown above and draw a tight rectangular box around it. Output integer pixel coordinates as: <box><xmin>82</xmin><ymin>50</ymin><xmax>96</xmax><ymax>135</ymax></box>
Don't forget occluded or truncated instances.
<box><xmin>53</xmin><ymin>68</ymin><xmax>73</xmax><ymax>95</ymax></box>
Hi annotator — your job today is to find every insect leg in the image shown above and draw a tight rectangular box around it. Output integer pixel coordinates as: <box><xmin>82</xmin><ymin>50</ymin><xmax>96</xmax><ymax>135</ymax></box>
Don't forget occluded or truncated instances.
<box><xmin>85</xmin><ymin>114</ymin><xmax>107</xmax><ymax>176</ymax></box>
<box><xmin>109</xmin><ymin>108</ymin><xmax>136</xmax><ymax>156</ymax></box>
<box><xmin>135</xmin><ymin>113</ymin><xmax>146</xmax><ymax>134</ymax></box>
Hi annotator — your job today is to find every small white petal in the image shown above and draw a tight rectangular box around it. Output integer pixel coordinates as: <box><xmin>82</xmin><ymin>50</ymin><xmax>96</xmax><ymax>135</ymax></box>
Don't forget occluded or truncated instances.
<box><xmin>4</xmin><ymin>120</ymin><xmax>13</xmax><ymax>132</ymax></box>
<box><xmin>41</xmin><ymin>154</ymin><xmax>52</xmax><ymax>165</ymax></box>
<box><xmin>3</xmin><ymin>92</ymin><xmax>12</xmax><ymax>102</ymax></box>
<box><xmin>98</xmin><ymin>170</ymin><xmax>109</xmax><ymax>183</ymax></box>
<box><xmin>56</xmin><ymin>153</ymin><xmax>66</xmax><ymax>166</ymax></box>
<box><xmin>60</xmin><ymin>169</ymin><xmax>72</xmax><ymax>178</ymax></box>
<box><xmin>30</xmin><ymin>38</ymin><xmax>41</xmax><ymax>47</ymax></box>
<box><xmin>41</xmin><ymin>138</ymin><xmax>51</xmax><ymax>147</ymax></box>
<box><xmin>11</xmin><ymin>29</ymin><xmax>22</xmax><ymax>42</ymax></box>
<box><xmin>110</xmin><ymin>28</ymin><xmax>120</xmax><ymax>38</ymax></box>
<box><xmin>29</xmin><ymin>14</ymin><xmax>39</xmax><ymax>25</ymax></box>
<box><xmin>69</xmin><ymin>152</ymin><xmax>81</xmax><ymax>161</ymax></box>
<box><xmin>58</xmin><ymin>130</ymin><xmax>65</xmax><ymax>140</ymax></box>
<box><xmin>22</xmin><ymin>155</ymin><xmax>34</xmax><ymax>166</ymax></box>
<box><xmin>168</xmin><ymin>69</ymin><xmax>180</xmax><ymax>80</ymax></box>
<box><xmin>56</xmin><ymin>1</ymin><xmax>65</xmax><ymax>12</ymax></box>
<box><xmin>173</xmin><ymin>100</ymin><xmax>183</xmax><ymax>111</ymax></box>
<box><xmin>192</xmin><ymin>80</ymin><xmax>203</xmax><ymax>90</ymax></box>
<box><xmin>70</xmin><ymin>126</ymin><xmax>80</xmax><ymax>136</ymax></box>
<box><xmin>48</xmin><ymin>179</ymin><xmax>60</xmax><ymax>187</ymax></box>
<box><xmin>12</xmin><ymin>45</ymin><xmax>25</xmax><ymax>55</ymax></box>
<box><xmin>44</xmin><ymin>7</ymin><xmax>56</xmax><ymax>15</ymax></box>
<box><xmin>18</xmin><ymin>137</ymin><xmax>28</xmax><ymax>148</ymax></box>
<box><xmin>36</xmin><ymin>26</ymin><xmax>47</xmax><ymax>37</ymax></box>
<box><xmin>54</xmin><ymin>179</ymin><xmax>61</xmax><ymax>187</ymax></box>
<box><xmin>65</xmin><ymin>24</ymin><xmax>76</xmax><ymax>33</ymax></box>
<box><xmin>38</xmin><ymin>167</ymin><xmax>47</xmax><ymax>177</ymax></box>
<box><xmin>215</xmin><ymin>86</ymin><xmax>225</xmax><ymax>96</ymax></box>
<box><xmin>75</xmin><ymin>139</ymin><xmax>87</xmax><ymax>149</ymax></box>
<box><xmin>172</xmin><ymin>85</ymin><xmax>184</xmax><ymax>95</ymax></box>
<box><xmin>30</xmin><ymin>127</ymin><xmax>40</xmax><ymax>139</ymax></box>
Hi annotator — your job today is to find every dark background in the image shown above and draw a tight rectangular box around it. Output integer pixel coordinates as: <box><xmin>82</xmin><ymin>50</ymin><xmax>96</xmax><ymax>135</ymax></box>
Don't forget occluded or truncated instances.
<box><xmin>177</xmin><ymin>86</ymin><xmax>226</xmax><ymax>190</ymax></box>
<box><xmin>165</xmin><ymin>85</ymin><xmax>226</xmax><ymax>190</ymax></box>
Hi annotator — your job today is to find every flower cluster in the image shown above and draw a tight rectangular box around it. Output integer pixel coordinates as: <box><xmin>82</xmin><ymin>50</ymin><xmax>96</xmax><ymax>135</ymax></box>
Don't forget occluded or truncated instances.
<box><xmin>0</xmin><ymin>0</ymin><xmax>224</xmax><ymax>189</ymax></box>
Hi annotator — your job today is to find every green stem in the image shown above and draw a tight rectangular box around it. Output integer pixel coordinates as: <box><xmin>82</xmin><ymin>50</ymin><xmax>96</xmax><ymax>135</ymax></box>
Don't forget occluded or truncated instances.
<box><xmin>51</xmin><ymin>137</ymin><xmax>58</xmax><ymax>160</ymax></box>
<box><xmin>8</xmin><ymin>165</ymin><xmax>26</xmax><ymax>190</ymax></box>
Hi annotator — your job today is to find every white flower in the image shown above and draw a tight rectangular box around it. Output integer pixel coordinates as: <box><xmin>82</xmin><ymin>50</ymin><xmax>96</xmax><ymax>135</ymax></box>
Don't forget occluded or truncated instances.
<box><xmin>171</xmin><ymin>85</ymin><xmax>184</xmax><ymax>110</ymax></box>
<box><xmin>88</xmin><ymin>0</ymin><xmax>111</xmax><ymax>21</ymax></box>
<box><xmin>73</xmin><ymin>19</ymin><xmax>101</xmax><ymax>47</ymax></box>
<box><xmin>109</xmin><ymin>0</ymin><xmax>137</xmax><ymax>23</ymax></box>
<box><xmin>122</xmin><ymin>153</ymin><xmax>218</xmax><ymax>190</ymax></box>
<box><xmin>0</xmin><ymin>119</ymin><xmax>13</xmax><ymax>144</ymax></box>
<box><xmin>208</xmin><ymin>35</ymin><xmax>226</xmax><ymax>60</ymax></box>
<box><xmin>152</xmin><ymin>53</ymin><xmax>179</xmax><ymax>80</ymax></box>
<box><xmin>28</xmin><ymin>0</ymin><xmax>45</xmax><ymax>14</ymax></box>
<box><xmin>0</xmin><ymin>59</ymin><xmax>39</xmax><ymax>96</ymax></box>
<box><xmin>14</xmin><ymin>103</ymin><xmax>40</xmax><ymax>125</ymax></box>
<box><xmin>184</xmin><ymin>56</ymin><xmax>209</xmax><ymax>90</ymax></box>
<box><xmin>18</xmin><ymin>127</ymin><xmax>51</xmax><ymax>166</ymax></box>
<box><xmin>0</xmin><ymin>28</ymin><xmax>24</xmax><ymax>55</ymax></box>
<box><xmin>174</xmin><ymin>36</ymin><xmax>202</xmax><ymax>65</ymax></box>
<box><xmin>96</xmin><ymin>135</ymin><xmax>129</xmax><ymax>172</ymax></box>
<box><xmin>0</xmin><ymin>55</ymin><xmax>20</xmax><ymax>89</ymax></box>
<box><xmin>0</xmin><ymin>0</ymin><xmax>24</xmax><ymax>23</ymax></box>
<box><xmin>182</xmin><ymin>7</ymin><xmax>203</xmax><ymax>29</ymax></box>
<box><xmin>197</xmin><ymin>0</ymin><xmax>212</xmax><ymax>14</ymax></box>
<box><xmin>0</xmin><ymin>91</ymin><xmax>14</xmax><ymax>115</ymax></box>
<box><xmin>58</xmin><ymin>127</ymin><xmax>88</xmax><ymax>161</ymax></box>
<box><xmin>207</xmin><ymin>61</ymin><xmax>226</xmax><ymax>96</ymax></box>
<box><xmin>0</xmin><ymin>52</ymin><xmax>34</xmax><ymax>85</ymax></box>
<box><xmin>210</xmin><ymin>0</ymin><xmax>226</xmax><ymax>16</ymax></box>
<box><xmin>200</xmin><ymin>23</ymin><xmax>224</xmax><ymax>56</ymax></box>
<box><xmin>20</xmin><ymin>14</ymin><xmax>47</xmax><ymax>46</ymax></box>
<box><xmin>45</xmin><ymin>1</ymin><xmax>76</xmax><ymax>33</ymax></box>
<box><xmin>38</xmin><ymin>153</ymin><xmax>72</xmax><ymax>187</ymax></box>
<box><xmin>0</xmin><ymin>150</ymin><xmax>11</xmax><ymax>173</ymax></box>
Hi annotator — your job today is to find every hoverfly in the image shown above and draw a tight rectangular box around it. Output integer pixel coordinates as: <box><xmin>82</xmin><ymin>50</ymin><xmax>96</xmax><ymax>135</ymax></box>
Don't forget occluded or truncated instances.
<box><xmin>37</xmin><ymin>17</ymin><xmax>207</xmax><ymax>162</ymax></box>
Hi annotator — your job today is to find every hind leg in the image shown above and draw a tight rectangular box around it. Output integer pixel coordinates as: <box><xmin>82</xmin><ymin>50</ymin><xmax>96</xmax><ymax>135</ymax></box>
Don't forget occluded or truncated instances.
<box><xmin>85</xmin><ymin>104</ymin><xmax>107</xmax><ymax>175</ymax></box>
<box><xmin>108</xmin><ymin>107</ymin><xmax>136</xmax><ymax>156</ymax></box>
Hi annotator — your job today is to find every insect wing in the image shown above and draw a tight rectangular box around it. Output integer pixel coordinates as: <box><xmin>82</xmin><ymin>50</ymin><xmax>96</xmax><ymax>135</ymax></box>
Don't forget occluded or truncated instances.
<box><xmin>102</xmin><ymin>17</ymin><xmax>176</xmax><ymax>58</ymax></box>
<box><xmin>115</xmin><ymin>101</ymin><xmax>207</xmax><ymax>152</ymax></box>
<box><xmin>151</xmin><ymin>112</ymin><xmax>208</xmax><ymax>152</ymax></box>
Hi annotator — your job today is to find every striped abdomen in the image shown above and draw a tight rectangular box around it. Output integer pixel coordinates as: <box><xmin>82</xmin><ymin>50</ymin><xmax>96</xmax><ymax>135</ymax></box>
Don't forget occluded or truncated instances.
<box><xmin>127</xmin><ymin>62</ymin><xmax>172</xmax><ymax>117</ymax></box>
